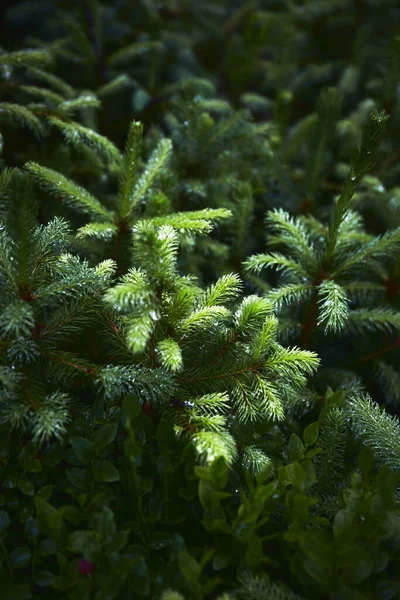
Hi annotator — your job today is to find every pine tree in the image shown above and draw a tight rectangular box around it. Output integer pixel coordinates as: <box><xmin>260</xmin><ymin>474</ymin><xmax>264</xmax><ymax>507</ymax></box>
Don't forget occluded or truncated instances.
<box><xmin>1</xmin><ymin>1</ymin><xmax>400</xmax><ymax>599</ymax></box>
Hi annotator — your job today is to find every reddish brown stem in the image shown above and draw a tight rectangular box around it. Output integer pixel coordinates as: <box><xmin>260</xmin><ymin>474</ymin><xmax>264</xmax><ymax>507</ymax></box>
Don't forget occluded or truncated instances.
<box><xmin>23</xmin><ymin>379</ymin><xmax>39</xmax><ymax>410</ymax></box>
<box><xmin>112</xmin><ymin>220</ymin><xmax>131</xmax><ymax>276</ymax></box>
<box><xmin>42</xmin><ymin>352</ymin><xmax>98</xmax><ymax>376</ymax></box>
<box><xmin>360</xmin><ymin>337</ymin><xmax>400</xmax><ymax>363</ymax></box>
<box><xmin>300</xmin><ymin>270</ymin><xmax>326</xmax><ymax>349</ymax></box>
<box><xmin>385</xmin><ymin>277</ymin><xmax>400</xmax><ymax>300</ymax></box>
<box><xmin>178</xmin><ymin>363</ymin><xmax>262</xmax><ymax>383</ymax></box>
<box><xmin>212</xmin><ymin>333</ymin><xmax>239</xmax><ymax>365</ymax></box>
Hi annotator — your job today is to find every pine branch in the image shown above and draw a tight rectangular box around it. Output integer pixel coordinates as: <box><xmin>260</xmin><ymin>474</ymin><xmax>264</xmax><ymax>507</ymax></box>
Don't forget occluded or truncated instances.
<box><xmin>49</xmin><ymin>117</ymin><xmax>121</xmax><ymax>164</ymax></box>
<box><xmin>117</xmin><ymin>120</ymin><xmax>143</xmax><ymax>219</ymax></box>
<box><xmin>0</xmin><ymin>48</ymin><xmax>51</xmax><ymax>68</ymax></box>
<box><xmin>119</xmin><ymin>138</ymin><xmax>172</xmax><ymax>217</ymax></box>
<box><xmin>25</xmin><ymin>162</ymin><xmax>113</xmax><ymax>219</ymax></box>
<box><xmin>346</xmin><ymin>394</ymin><xmax>400</xmax><ymax>470</ymax></box>
<box><xmin>314</xmin><ymin>407</ymin><xmax>346</xmax><ymax>495</ymax></box>
<box><xmin>107</xmin><ymin>40</ymin><xmax>163</xmax><ymax>66</ymax></box>
<box><xmin>244</xmin><ymin>252</ymin><xmax>309</xmax><ymax>279</ymax></box>
<box><xmin>306</xmin><ymin>87</ymin><xmax>342</xmax><ymax>205</ymax></box>
<box><xmin>0</xmin><ymin>102</ymin><xmax>44</xmax><ymax>136</ymax></box>
<box><xmin>316</xmin><ymin>280</ymin><xmax>349</xmax><ymax>333</ymax></box>
<box><xmin>325</xmin><ymin>110</ymin><xmax>389</xmax><ymax>260</ymax></box>
<box><xmin>346</xmin><ymin>308</ymin><xmax>400</xmax><ymax>335</ymax></box>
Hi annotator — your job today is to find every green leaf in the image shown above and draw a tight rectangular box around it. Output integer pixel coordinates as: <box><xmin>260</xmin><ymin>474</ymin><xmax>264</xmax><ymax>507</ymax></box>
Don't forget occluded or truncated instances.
<box><xmin>160</xmin><ymin>591</ymin><xmax>185</xmax><ymax>600</ymax></box>
<box><xmin>358</xmin><ymin>446</ymin><xmax>375</xmax><ymax>473</ymax></box>
<box><xmin>303</xmin><ymin>422</ymin><xmax>319</xmax><ymax>446</ymax></box>
<box><xmin>34</xmin><ymin>570</ymin><xmax>54</xmax><ymax>587</ymax></box>
<box><xmin>210</xmin><ymin>456</ymin><xmax>229</xmax><ymax>489</ymax></box>
<box><xmin>212</xmin><ymin>553</ymin><xmax>230</xmax><ymax>570</ymax></box>
<box><xmin>92</xmin><ymin>460</ymin><xmax>120</xmax><ymax>482</ymax></box>
<box><xmin>333</xmin><ymin>509</ymin><xmax>353</xmax><ymax>539</ymax></box>
<box><xmin>59</xmin><ymin>505</ymin><xmax>82</xmax><ymax>525</ymax></box>
<box><xmin>35</xmin><ymin>497</ymin><xmax>63</xmax><ymax>539</ymax></box>
<box><xmin>68</xmin><ymin>530</ymin><xmax>102</xmax><ymax>556</ymax></box>
<box><xmin>304</xmin><ymin>447</ymin><xmax>322</xmax><ymax>458</ymax></box>
<box><xmin>288</xmin><ymin>434</ymin><xmax>304</xmax><ymax>461</ymax></box>
<box><xmin>303</xmin><ymin>556</ymin><xmax>333</xmax><ymax>586</ymax></box>
<box><xmin>278</xmin><ymin>465</ymin><xmax>292</xmax><ymax>487</ymax></box>
<box><xmin>95</xmin><ymin>506</ymin><xmax>116</xmax><ymax>539</ymax></box>
<box><xmin>66</xmin><ymin>468</ymin><xmax>90</xmax><ymax>491</ymax></box>
<box><xmin>25</xmin><ymin>517</ymin><xmax>40</xmax><ymax>539</ymax></box>
<box><xmin>0</xmin><ymin>511</ymin><xmax>10</xmax><ymax>535</ymax></box>
<box><xmin>70</xmin><ymin>437</ymin><xmax>96</xmax><ymax>463</ymax></box>
<box><xmin>302</xmin><ymin>458</ymin><xmax>318</xmax><ymax>489</ymax></box>
<box><xmin>198</xmin><ymin>479</ymin><xmax>214</xmax><ymax>511</ymax></box>
<box><xmin>18</xmin><ymin>478</ymin><xmax>35</xmax><ymax>496</ymax></box>
<box><xmin>288</xmin><ymin>463</ymin><xmax>307</xmax><ymax>490</ymax></box>
<box><xmin>93</xmin><ymin>424</ymin><xmax>118</xmax><ymax>452</ymax></box>
<box><xmin>131</xmin><ymin>556</ymin><xmax>151</xmax><ymax>596</ymax></box>
<box><xmin>28</xmin><ymin>459</ymin><xmax>42</xmax><ymax>473</ymax></box>
<box><xmin>105</xmin><ymin>530</ymin><xmax>129</xmax><ymax>554</ymax></box>
<box><xmin>341</xmin><ymin>557</ymin><xmax>373</xmax><ymax>584</ymax></box>
<box><xmin>122</xmin><ymin>393</ymin><xmax>142</xmax><ymax>424</ymax></box>
<box><xmin>38</xmin><ymin>538</ymin><xmax>57</xmax><ymax>556</ymax></box>
<box><xmin>156</xmin><ymin>420</ymin><xmax>176</xmax><ymax>449</ymax></box>
<box><xmin>178</xmin><ymin>551</ymin><xmax>201</xmax><ymax>582</ymax></box>
<box><xmin>9</xmin><ymin>546</ymin><xmax>32</xmax><ymax>568</ymax></box>
<box><xmin>36</xmin><ymin>485</ymin><xmax>54</xmax><ymax>502</ymax></box>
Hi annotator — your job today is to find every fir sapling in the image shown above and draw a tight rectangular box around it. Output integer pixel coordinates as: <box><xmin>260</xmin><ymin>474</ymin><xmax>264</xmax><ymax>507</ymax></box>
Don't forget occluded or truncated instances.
<box><xmin>102</xmin><ymin>219</ymin><xmax>320</xmax><ymax>473</ymax></box>
<box><xmin>244</xmin><ymin>109</ymin><xmax>400</xmax><ymax>409</ymax></box>
<box><xmin>25</xmin><ymin>119</ymin><xmax>231</xmax><ymax>276</ymax></box>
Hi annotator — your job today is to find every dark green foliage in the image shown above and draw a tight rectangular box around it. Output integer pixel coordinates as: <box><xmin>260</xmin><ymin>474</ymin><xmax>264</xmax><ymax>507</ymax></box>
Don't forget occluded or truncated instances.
<box><xmin>1</xmin><ymin>1</ymin><xmax>400</xmax><ymax>599</ymax></box>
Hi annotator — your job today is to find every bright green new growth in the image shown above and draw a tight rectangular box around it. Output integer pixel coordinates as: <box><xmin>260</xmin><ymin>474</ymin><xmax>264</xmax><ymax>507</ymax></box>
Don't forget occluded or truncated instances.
<box><xmin>25</xmin><ymin>120</ymin><xmax>231</xmax><ymax>264</ymax></box>
<box><xmin>325</xmin><ymin>109</ymin><xmax>389</xmax><ymax>259</ymax></box>
<box><xmin>103</xmin><ymin>220</ymin><xmax>319</xmax><ymax>470</ymax></box>
<box><xmin>0</xmin><ymin>165</ymin><xmax>319</xmax><ymax>473</ymax></box>
<box><xmin>245</xmin><ymin>111</ymin><xmax>394</xmax><ymax>343</ymax></box>
<box><xmin>306</xmin><ymin>87</ymin><xmax>342</xmax><ymax>206</ymax></box>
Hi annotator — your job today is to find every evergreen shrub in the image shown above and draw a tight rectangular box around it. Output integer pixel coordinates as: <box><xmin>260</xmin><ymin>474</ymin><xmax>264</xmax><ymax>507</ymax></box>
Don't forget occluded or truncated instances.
<box><xmin>1</xmin><ymin>2</ymin><xmax>400</xmax><ymax>599</ymax></box>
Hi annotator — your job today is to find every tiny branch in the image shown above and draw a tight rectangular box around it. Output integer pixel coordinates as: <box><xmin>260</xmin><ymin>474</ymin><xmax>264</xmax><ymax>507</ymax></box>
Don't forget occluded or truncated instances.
<box><xmin>178</xmin><ymin>363</ymin><xmax>263</xmax><ymax>383</ymax></box>
<box><xmin>23</xmin><ymin>379</ymin><xmax>39</xmax><ymax>410</ymax></box>
<box><xmin>360</xmin><ymin>337</ymin><xmax>400</xmax><ymax>363</ymax></box>
<box><xmin>42</xmin><ymin>351</ymin><xmax>98</xmax><ymax>375</ymax></box>
<box><xmin>300</xmin><ymin>269</ymin><xmax>326</xmax><ymax>349</ymax></box>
